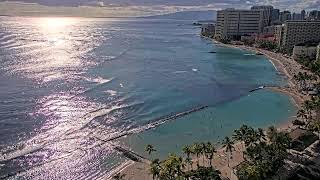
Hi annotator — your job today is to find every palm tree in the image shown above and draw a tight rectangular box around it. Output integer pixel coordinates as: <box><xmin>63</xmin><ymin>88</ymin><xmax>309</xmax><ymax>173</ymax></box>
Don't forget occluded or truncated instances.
<box><xmin>304</xmin><ymin>72</ymin><xmax>317</xmax><ymax>89</ymax></box>
<box><xmin>205</xmin><ymin>142</ymin><xmax>216</xmax><ymax>167</ymax></box>
<box><xmin>233</xmin><ymin>125</ymin><xmax>249</xmax><ymax>158</ymax></box>
<box><xmin>294</xmin><ymin>72</ymin><xmax>305</xmax><ymax>90</ymax></box>
<box><xmin>191</xmin><ymin>166</ymin><xmax>221</xmax><ymax>180</ymax></box>
<box><xmin>233</xmin><ymin>126</ymin><xmax>246</xmax><ymax>144</ymax></box>
<box><xmin>192</xmin><ymin>143</ymin><xmax>202</xmax><ymax>167</ymax></box>
<box><xmin>185</xmin><ymin>157</ymin><xmax>193</xmax><ymax>171</ymax></box>
<box><xmin>256</xmin><ymin>128</ymin><xmax>266</xmax><ymax>142</ymax></box>
<box><xmin>303</xmin><ymin>100</ymin><xmax>314</xmax><ymax>118</ymax></box>
<box><xmin>271</xmin><ymin>131</ymin><xmax>292</xmax><ymax>150</ymax></box>
<box><xmin>182</xmin><ymin>145</ymin><xmax>192</xmax><ymax>159</ymax></box>
<box><xmin>294</xmin><ymin>71</ymin><xmax>314</xmax><ymax>91</ymax></box>
<box><xmin>150</xmin><ymin>159</ymin><xmax>161</xmax><ymax>180</ymax></box>
<box><xmin>113</xmin><ymin>173</ymin><xmax>126</xmax><ymax>180</ymax></box>
<box><xmin>236</xmin><ymin>162</ymin><xmax>261</xmax><ymax>180</ymax></box>
<box><xmin>145</xmin><ymin>144</ymin><xmax>156</xmax><ymax>158</ymax></box>
<box><xmin>222</xmin><ymin>136</ymin><xmax>234</xmax><ymax>168</ymax></box>
<box><xmin>165</xmin><ymin>153</ymin><xmax>184</xmax><ymax>177</ymax></box>
<box><xmin>200</xmin><ymin>142</ymin><xmax>206</xmax><ymax>165</ymax></box>
<box><xmin>267</xmin><ymin>126</ymin><xmax>277</xmax><ymax>141</ymax></box>
<box><xmin>297</xmin><ymin>109</ymin><xmax>308</xmax><ymax>122</ymax></box>
<box><xmin>304</xmin><ymin>101</ymin><xmax>316</xmax><ymax>123</ymax></box>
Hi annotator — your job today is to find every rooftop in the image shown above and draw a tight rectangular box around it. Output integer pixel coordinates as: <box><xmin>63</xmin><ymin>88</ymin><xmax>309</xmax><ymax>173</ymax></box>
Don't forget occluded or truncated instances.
<box><xmin>295</xmin><ymin>41</ymin><xmax>320</xmax><ymax>47</ymax></box>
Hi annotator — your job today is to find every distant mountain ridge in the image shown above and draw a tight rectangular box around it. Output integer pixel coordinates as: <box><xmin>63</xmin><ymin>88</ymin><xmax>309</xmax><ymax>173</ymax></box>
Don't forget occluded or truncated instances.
<box><xmin>143</xmin><ymin>10</ymin><xmax>216</xmax><ymax>21</ymax></box>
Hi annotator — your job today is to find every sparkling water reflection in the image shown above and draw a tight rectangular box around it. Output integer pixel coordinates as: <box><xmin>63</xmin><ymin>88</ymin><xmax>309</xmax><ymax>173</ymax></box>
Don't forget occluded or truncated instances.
<box><xmin>0</xmin><ymin>17</ymin><xmax>296</xmax><ymax>179</ymax></box>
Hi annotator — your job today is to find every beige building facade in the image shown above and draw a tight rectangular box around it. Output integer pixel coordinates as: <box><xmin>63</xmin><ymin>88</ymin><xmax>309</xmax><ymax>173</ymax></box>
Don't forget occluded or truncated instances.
<box><xmin>279</xmin><ymin>21</ymin><xmax>320</xmax><ymax>52</ymax></box>
<box><xmin>215</xmin><ymin>8</ymin><xmax>263</xmax><ymax>40</ymax></box>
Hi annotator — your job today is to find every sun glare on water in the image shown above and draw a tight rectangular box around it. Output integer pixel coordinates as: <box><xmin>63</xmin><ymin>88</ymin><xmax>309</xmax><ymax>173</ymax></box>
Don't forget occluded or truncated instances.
<box><xmin>28</xmin><ymin>17</ymin><xmax>85</xmax><ymax>82</ymax></box>
<box><xmin>38</xmin><ymin>17</ymin><xmax>76</xmax><ymax>30</ymax></box>
<box><xmin>36</xmin><ymin>17</ymin><xmax>76</xmax><ymax>44</ymax></box>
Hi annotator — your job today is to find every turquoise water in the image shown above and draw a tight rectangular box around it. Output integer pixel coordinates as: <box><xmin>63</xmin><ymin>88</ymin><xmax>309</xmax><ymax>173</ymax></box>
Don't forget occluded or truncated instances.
<box><xmin>0</xmin><ymin>17</ymin><xmax>296</xmax><ymax>179</ymax></box>
<box><xmin>123</xmin><ymin>90</ymin><xmax>295</xmax><ymax>159</ymax></box>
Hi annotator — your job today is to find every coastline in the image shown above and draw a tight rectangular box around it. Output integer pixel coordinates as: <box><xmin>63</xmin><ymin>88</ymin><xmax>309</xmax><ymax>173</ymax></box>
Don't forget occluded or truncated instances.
<box><xmin>112</xmin><ymin>42</ymin><xmax>307</xmax><ymax>180</ymax></box>
<box><xmin>215</xmin><ymin>41</ymin><xmax>308</xmax><ymax>108</ymax></box>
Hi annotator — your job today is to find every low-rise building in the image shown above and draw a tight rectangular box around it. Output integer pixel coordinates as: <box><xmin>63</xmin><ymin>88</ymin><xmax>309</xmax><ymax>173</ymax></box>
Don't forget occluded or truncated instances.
<box><xmin>292</xmin><ymin>42</ymin><xmax>318</xmax><ymax>60</ymax></box>
<box><xmin>263</xmin><ymin>25</ymin><xmax>277</xmax><ymax>36</ymax></box>
<box><xmin>278</xmin><ymin>20</ymin><xmax>320</xmax><ymax>52</ymax></box>
<box><xmin>240</xmin><ymin>35</ymin><xmax>255</xmax><ymax>45</ymax></box>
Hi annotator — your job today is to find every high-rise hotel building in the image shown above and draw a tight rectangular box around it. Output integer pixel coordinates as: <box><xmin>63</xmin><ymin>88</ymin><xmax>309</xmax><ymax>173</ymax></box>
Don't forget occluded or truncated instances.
<box><xmin>278</xmin><ymin>21</ymin><xmax>320</xmax><ymax>52</ymax></box>
<box><xmin>215</xmin><ymin>8</ymin><xmax>263</xmax><ymax>40</ymax></box>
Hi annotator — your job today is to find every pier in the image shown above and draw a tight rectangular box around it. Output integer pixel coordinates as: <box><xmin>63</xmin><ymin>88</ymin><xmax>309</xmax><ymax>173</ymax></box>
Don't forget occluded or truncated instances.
<box><xmin>114</xmin><ymin>146</ymin><xmax>148</xmax><ymax>162</ymax></box>
<box><xmin>249</xmin><ymin>86</ymin><xmax>265</xmax><ymax>92</ymax></box>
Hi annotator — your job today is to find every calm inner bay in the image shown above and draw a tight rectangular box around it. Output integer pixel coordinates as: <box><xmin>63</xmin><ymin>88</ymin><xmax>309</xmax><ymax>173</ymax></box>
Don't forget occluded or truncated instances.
<box><xmin>0</xmin><ymin>17</ymin><xmax>296</xmax><ymax>179</ymax></box>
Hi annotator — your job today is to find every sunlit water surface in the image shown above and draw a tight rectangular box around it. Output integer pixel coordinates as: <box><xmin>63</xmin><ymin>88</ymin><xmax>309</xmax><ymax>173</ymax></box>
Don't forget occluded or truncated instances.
<box><xmin>0</xmin><ymin>17</ymin><xmax>296</xmax><ymax>179</ymax></box>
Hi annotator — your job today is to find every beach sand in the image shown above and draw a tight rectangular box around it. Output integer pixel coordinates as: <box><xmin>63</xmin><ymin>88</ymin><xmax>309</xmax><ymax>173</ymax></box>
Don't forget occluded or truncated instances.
<box><xmin>110</xmin><ymin>43</ymin><xmax>309</xmax><ymax>180</ymax></box>
<box><xmin>117</xmin><ymin>142</ymin><xmax>245</xmax><ymax>180</ymax></box>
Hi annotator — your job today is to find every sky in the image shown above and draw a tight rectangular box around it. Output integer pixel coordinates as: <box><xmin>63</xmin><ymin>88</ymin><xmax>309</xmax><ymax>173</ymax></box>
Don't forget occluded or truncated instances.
<box><xmin>0</xmin><ymin>0</ymin><xmax>319</xmax><ymax>17</ymax></box>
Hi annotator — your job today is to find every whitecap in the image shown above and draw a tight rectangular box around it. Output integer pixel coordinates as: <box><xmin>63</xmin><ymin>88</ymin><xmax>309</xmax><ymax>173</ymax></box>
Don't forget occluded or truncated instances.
<box><xmin>173</xmin><ymin>71</ymin><xmax>187</xmax><ymax>74</ymax></box>
<box><xmin>120</xmin><ymin>83</ymin><xmax>124</xmax><ymax>88</ymax></box>
<box><xmin>84</xmin><ymin>76</ymin><xmax>113</xmax><ymax>84</ymax></box>
<box><xmin>244</xmin><ymin>53</ymin><xmax>255</xmax><ymax>56</ymax></box>
<box><xmin>192</xmin><ymin>68</ymin><xmax>198</xmax><ymax>72</ymax></box>
<box><xmin>0</xmin><ymin>143</ymin><xmax>46</xmax><ymax>162</ymax></box>
<box><xmin>104</xmin><ymin>90</ymin><xmax>117</xmax><ymax>96</ymax></box>
<box><xmin>104</xmin><ymin>56</ymin><xmax>116</xmax><ymax>60</ymax></box>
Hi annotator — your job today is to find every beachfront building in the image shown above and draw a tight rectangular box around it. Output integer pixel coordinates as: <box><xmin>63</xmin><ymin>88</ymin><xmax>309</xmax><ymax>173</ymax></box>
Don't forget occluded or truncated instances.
<box><xmin>292</xmin><ymin>42</ymin><xmax>318</xmax><ymax>60</ymax></box>
<box><xmin>215</xmin><ymin>8</ymin><xmax>263</xmax><ymax>40</ymax></box>
<box><xmin>201</xmin><ymin>24</ymin><xmax>215</xmax><ymax>37</ymax></box>
<box><xmin>278</xmin><ymin>21</ymin><xmax>320</xmax><ymax>52</ymax></box>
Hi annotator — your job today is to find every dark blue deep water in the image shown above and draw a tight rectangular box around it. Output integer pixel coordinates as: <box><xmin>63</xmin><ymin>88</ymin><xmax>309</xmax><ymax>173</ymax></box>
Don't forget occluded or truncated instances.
<box><xmin>0</xmin><ymin>17</ymin><xmax>296</xmax><ymax>179</ymax></box>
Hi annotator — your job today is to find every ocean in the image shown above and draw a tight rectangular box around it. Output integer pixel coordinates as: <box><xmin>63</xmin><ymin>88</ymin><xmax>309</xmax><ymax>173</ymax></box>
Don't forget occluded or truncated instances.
<box><xmin>0</xmin><ymin>17</ymin><xmax>296</xmax><ymax>179</ymax></box>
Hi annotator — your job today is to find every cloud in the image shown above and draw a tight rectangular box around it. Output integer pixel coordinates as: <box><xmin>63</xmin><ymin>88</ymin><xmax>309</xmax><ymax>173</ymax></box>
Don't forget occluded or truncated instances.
<box><xmin>0</xmin><ymin>1</ymin><xmax>219</xmax><ymax>17</ymax></box>
<box><xmin>243</xmin><ymin>0</ymin><xmax>320</xmax><ymax>11</ymax></box>
<box><xmin>0</xmin><ymin>0</ymin><xmax>319</xmax><ymax>17</ymax></box>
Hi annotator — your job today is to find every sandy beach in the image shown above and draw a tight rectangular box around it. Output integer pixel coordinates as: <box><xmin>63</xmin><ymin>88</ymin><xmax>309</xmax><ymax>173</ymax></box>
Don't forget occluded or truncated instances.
<box><xmin>111</xmin><ymin>43</ymin><xmax>309</xmax><ymax>180</ymax></box>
